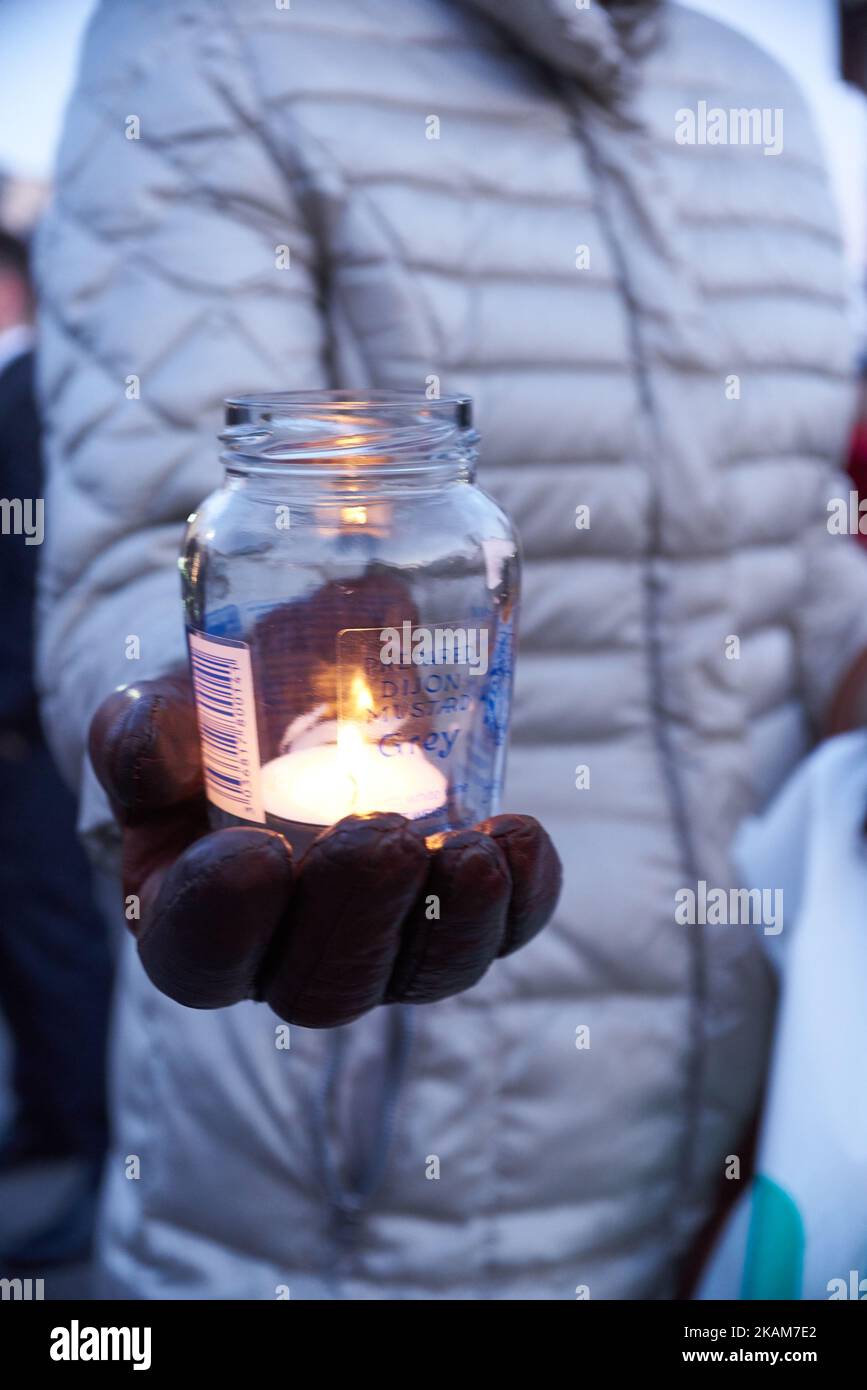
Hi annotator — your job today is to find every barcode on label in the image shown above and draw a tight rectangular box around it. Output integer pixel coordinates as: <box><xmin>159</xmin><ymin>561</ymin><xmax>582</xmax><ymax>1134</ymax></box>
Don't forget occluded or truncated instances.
<box><xmin>187</xmin><ymin>630</ymin><xmax>264</xmax><ymax>823</ymax></box>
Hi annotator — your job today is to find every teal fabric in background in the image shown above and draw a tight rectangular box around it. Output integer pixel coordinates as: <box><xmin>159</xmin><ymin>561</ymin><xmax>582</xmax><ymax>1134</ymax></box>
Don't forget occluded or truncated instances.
<box><xmin>742</xmin><ymin>1176</ymin><xmax>804</xmax><ymax>1300</ymax></box>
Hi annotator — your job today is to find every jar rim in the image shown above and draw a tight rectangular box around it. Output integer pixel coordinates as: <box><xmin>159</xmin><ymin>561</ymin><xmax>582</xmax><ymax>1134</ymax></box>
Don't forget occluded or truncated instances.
<box><xmin>220</xmin><ymin>389</ymin><xmax>477</xmax><ymax>477</ymax></box>
<box><xmin>225</xmin><ymin>388</ymin><xmax>472</xmax><ymax>421</ymax></box>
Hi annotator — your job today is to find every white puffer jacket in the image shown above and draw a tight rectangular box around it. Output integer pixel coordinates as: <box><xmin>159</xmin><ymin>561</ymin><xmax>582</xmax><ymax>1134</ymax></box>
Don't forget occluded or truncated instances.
<box><xmin>35</xmin><ymin>0</ymin><xmax>867</xmax><ymax>1299</ymax></box>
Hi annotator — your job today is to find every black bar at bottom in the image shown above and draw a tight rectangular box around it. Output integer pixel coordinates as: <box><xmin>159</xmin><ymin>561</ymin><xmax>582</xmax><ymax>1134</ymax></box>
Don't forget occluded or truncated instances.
<box><xmin>0</xmin><ymin>1295</ymin><xmax>862</xmax><ymax>1373</ymax></box>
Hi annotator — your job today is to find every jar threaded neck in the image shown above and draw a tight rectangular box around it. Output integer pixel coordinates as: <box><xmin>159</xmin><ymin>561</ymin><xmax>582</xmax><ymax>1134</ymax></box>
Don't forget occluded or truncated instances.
<box><xmin>220</xmin><ymin>390</ymin><xmax>477</xmax><ymax>480</ymax></box>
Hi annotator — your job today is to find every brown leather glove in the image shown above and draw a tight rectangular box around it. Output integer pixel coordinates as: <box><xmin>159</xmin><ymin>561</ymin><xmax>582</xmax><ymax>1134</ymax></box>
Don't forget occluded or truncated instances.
<box><xmin>89</xmin><ymin>674</ymin><xmax>562</xmax><ymax>1028</ymax></box>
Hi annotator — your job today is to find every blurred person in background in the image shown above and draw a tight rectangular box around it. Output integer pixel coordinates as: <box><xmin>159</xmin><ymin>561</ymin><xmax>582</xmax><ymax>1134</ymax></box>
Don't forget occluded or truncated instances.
<box><xmin>841</xmin><ymin>0</ymin><xmax>867</xmax><ymax>96</ymax></box>
<box><xmin>0</xmin><ymin>229</ymin><xmax>111</xmax><ymax>1270</ymax></box>
<box><xmin>846</xmin><ymin>369</ymin><xmax>867</xmax><ymax>540</ymax></box>
<box><xmin>841</xmin><ymin>1</ymin><xmax>867</xmax><ymax>538</ymax></box>
<box><xmin>33</xmin><ymin>0</ymin><xmax>867</xmax><ymax>1300</ymax></box>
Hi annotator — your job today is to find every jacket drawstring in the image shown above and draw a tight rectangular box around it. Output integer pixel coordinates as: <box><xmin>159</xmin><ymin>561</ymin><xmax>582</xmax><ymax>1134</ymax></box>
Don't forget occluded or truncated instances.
<box><xmin>312</xmin><ymin>1004</ymin><xmax>415</xmax><ymax>1292</ymax></box>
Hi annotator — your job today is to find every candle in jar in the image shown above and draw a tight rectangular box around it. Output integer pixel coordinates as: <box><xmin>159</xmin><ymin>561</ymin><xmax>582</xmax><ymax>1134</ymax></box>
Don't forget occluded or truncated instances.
<box><xmin>260</xmin><ymin>722</ymin><xmax>447</xmax><ymax>827</ymax></box>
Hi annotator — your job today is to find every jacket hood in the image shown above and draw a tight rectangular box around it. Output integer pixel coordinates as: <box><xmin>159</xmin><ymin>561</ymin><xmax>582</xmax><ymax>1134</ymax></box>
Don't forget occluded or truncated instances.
<box><xmin>462</xmin><ymin>0</ymin><xmax>662</xmax><ymax>100</ymax></box>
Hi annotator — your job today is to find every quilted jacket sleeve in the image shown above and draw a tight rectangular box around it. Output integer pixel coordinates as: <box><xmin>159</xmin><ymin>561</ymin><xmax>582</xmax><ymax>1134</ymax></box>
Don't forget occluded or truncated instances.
<box><xmin>35</xmin><ymin>0</ymin><xmax>330</xmax><ymax>858</ymax></box>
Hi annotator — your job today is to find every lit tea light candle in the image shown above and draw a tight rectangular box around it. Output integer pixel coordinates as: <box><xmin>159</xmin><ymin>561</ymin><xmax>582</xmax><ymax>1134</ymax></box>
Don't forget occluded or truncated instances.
<box><xmin>260</xmin><ymin>736</ymin><xmax>447</xmax><ymax>826</ymax></box>
<box><xmin>260</xmin><ymin>675</ymin><xmax>447</xmax><ymax>829</ymax></box>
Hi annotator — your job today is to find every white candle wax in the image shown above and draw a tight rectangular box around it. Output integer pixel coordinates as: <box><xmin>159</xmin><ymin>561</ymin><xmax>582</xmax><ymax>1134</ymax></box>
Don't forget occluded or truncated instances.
<box><xmin>260</xmin><ymin>733</ymin><xmax>447</xmax><ymax>827</ymax></box>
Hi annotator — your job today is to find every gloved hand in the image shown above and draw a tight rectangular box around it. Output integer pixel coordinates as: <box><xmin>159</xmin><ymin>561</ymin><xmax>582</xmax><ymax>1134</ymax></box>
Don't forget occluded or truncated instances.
<box><xmin>89</xmin><ymin>674</ymin><xmax>562</xmax><ymax>1028</ymax></box>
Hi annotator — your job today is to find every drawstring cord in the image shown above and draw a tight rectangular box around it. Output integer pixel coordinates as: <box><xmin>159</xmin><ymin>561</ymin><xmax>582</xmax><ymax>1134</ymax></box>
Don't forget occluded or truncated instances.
<box><xmin>312</xmin><ymin>1004</ymin><xmax>416</xmax><ymax>1293</ymax></box>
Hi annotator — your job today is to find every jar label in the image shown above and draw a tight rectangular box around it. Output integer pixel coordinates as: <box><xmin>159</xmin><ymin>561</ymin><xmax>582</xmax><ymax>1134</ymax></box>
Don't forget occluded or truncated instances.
<box><xmin>187</xmin><ymin>630</ymin><xmax>264</xmax><ymax>823</ymax></box>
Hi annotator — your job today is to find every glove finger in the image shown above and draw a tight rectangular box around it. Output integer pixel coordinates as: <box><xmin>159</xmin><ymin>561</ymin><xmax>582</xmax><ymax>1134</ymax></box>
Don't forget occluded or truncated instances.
<box><xmin>262</xmin><ymin>813</ymin><xmax>428</xmax><ymax>1029</ymax></box>
<box><xmin>88</xmin><ymin>672</ymin><xmax>202</xmax><ymax>823</ymax></box>
<box><xmin>476</xmin><ymin>814</ymin><xmax>562</xmax><ymax>956</ymax></box>
<box><xmin>138</xmin><ymin>827</ymin><xmax>294</xmax><ymax>1009</ymax></box>
<box><xmin>122</xmin><ymin>799</ymin><xmax>211</xmax><ymax>919</ymax></box>
<box><xmin>387</xmin><ymin>828</ymin><xmax>510</xmax><ymax>1003</ymax></box>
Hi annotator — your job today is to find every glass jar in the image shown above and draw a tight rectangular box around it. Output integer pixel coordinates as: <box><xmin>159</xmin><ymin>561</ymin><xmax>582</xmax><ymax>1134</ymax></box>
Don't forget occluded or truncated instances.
<box><xmin>180</xmin><ymin>390</ymin><xmax>519</xmax><ymax>852</ymax></box>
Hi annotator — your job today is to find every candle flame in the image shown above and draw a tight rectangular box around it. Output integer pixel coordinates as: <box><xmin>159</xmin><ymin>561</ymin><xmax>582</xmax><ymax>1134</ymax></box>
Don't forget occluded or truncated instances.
<box><xmin>336</xmin><ymin>674</ymin><xmax>376</xmax><ymax>811</ymax></box>
<box><xmin>341</xmin><ymin>505</ymin><xmax>368</xmax><ymax>525</ymax></box>
<box><xmin>350</xmin><ymin>673</ymin><xmax>374</xmax><ymax>717</ymax></box>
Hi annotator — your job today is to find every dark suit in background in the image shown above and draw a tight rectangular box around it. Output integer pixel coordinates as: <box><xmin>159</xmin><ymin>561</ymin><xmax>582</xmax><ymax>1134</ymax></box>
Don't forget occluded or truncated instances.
<box><xmin>0</xmin><ymin>347</ymin><xmax>111</xmax><ymax>1174</ymax></box>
